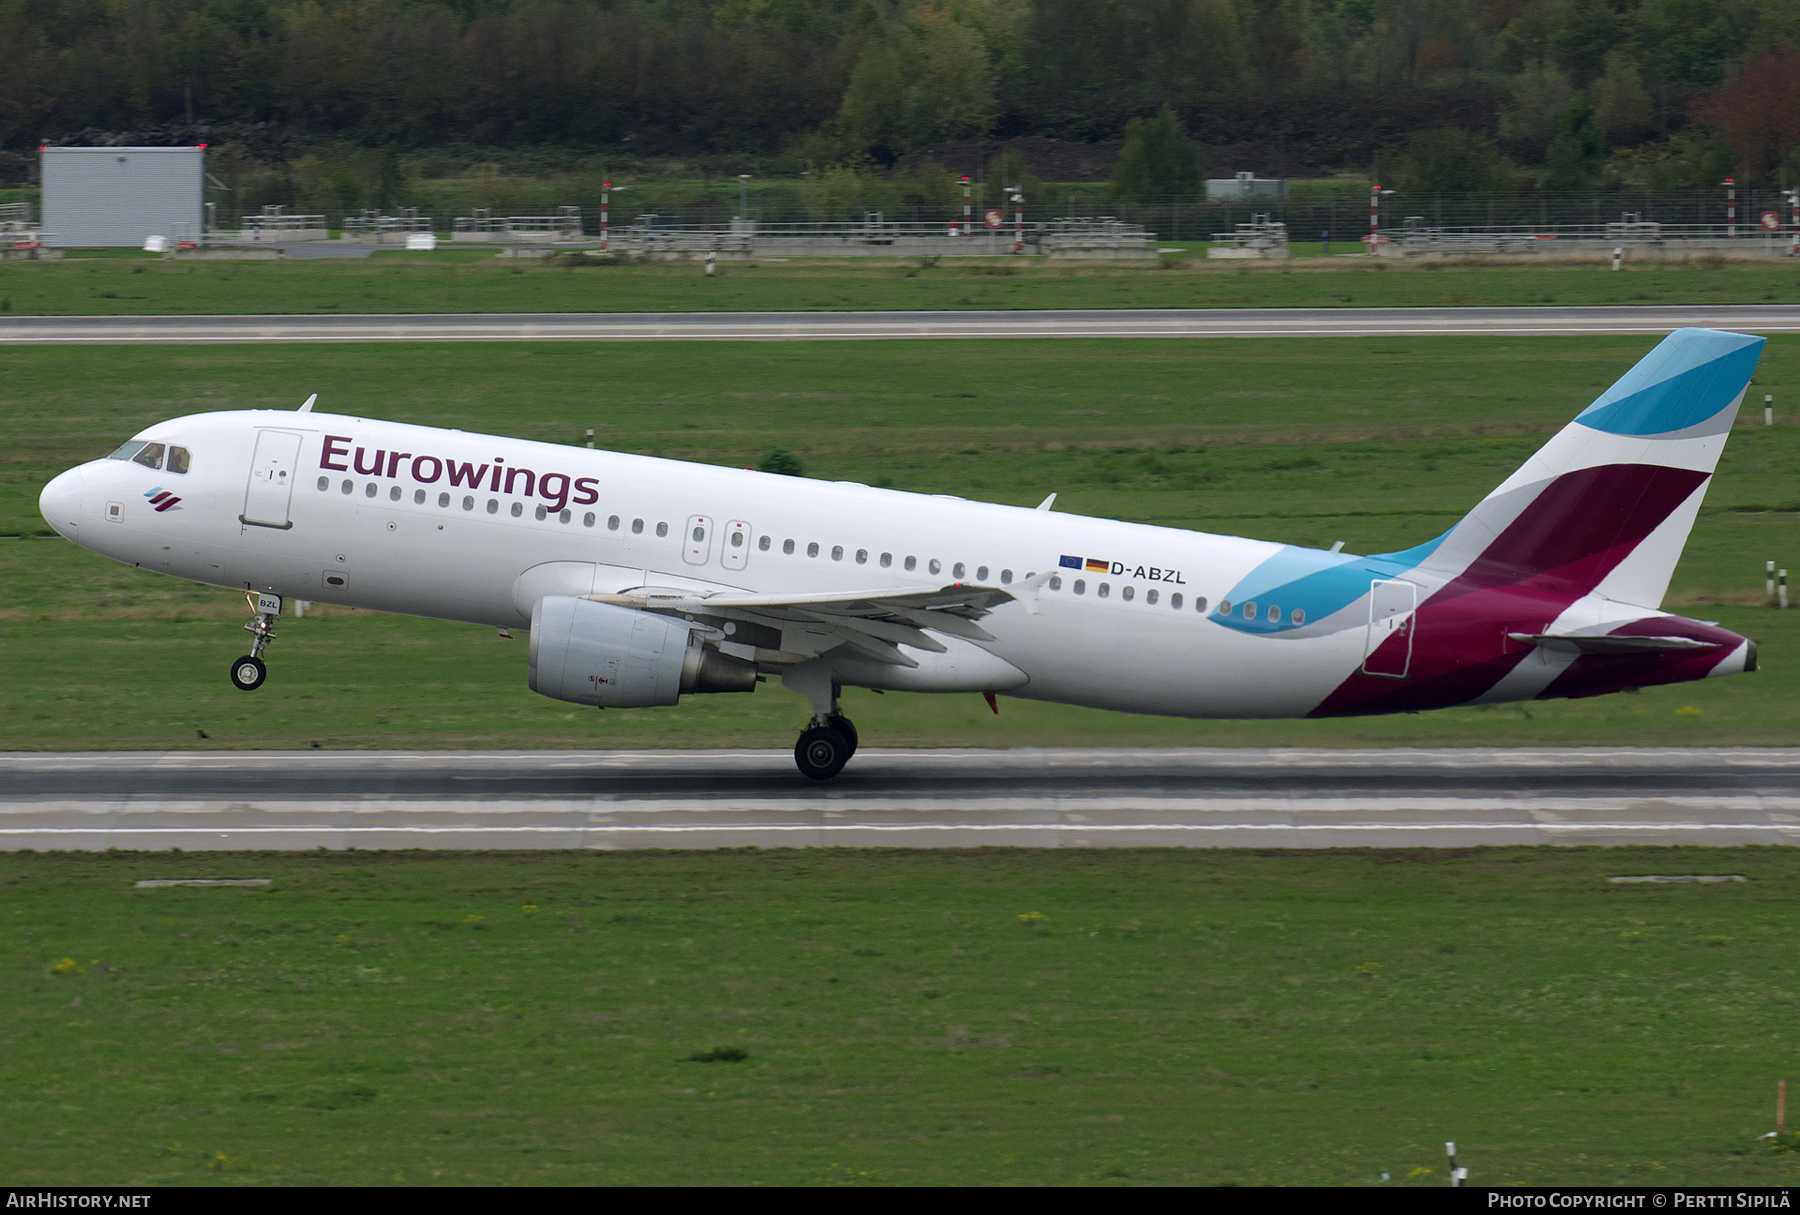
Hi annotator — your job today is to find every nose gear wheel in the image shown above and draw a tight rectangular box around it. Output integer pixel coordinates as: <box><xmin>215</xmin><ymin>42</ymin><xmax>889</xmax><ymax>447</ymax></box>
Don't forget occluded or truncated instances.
<box><xmin>229</xmin><ymin>655</ymin><xmax>267</xmax><ymax>691</ymax></box>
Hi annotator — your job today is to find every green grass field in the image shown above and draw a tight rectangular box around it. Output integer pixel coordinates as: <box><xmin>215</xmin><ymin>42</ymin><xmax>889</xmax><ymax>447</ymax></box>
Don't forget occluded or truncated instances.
<box><xmin>3</xmin><ymin>335</ymin><xmax>1797</xmax><ymax>750</ymax></box>
<box><xmin>5</xmin><ymin>847</ymin><xmax>1799</xmax><ymax>1186</ymax></box>
<box><xmin>2</xmin><ymin>250</ymin><xmax>1798</xmax><ymax>315</ymax></box>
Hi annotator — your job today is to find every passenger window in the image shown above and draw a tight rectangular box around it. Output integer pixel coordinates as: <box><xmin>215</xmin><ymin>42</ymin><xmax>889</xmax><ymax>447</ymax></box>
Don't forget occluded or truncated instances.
<box><xmin>904</xmin><ymin>556</ymin><xmax>916</xmax><ymax>571</ymax></box>
<box><xmin>368</xmin><ymin>484</ymin><xmax>380</xmax><ymax>498</ymax></box>
<box><xmin>1217</xmin><ymin>599</ymin><xmax>1230</xmax><ymax>615</ymax></box>
<box><xmin>632</xmin><ymin>519</ymin><xmax>644</xmax><ymax>534</ymax></box>
<box><xmin>536</xmin><ymin>505</ymin><xmax>548</xmax><ymax>521</ymax></box>
<box><xmin>1268</xmin><ymin>605</ymin><xmax>1280</xmax><ymax>622</ymax></box>
<box><xmin>856</xmin><ymin>549</ymin><xmax>868</xmax><ymax>564</ymax></box>
<box><xmin>693</xmin><ymin>525</ymin><xmax>706</xmax><ymax>542</ymax></box>
<box><xmin>1000</xmin><ymin>569</ymin><xmax>1012</xmax><ymax>584</ymax></box>
<box><xmin>131</xmin><ymin>442</ymin><xmax>165</xmax><ymax>471</ymax></box>
<box><xmin>511</xmin><ymin>502</ymin><xmax>523</xmax><ymax>518</ymax></box>
<box><xmin>880</xmin><ymin>553</ymin><xmax>892</xmax><ymax>568</ymax></box>
<box><xmin>1292</xmin><ymin>608</ymin><xmax>1305</xmax><ymax>625</ymax></box>
<box><xmin>584</xmin><ymin>512</ymin><xmax>596</xmax><ymax>527</ymax></box>
<box><xmin>341</xmin><ymin>480</ymin><xmax>353</xmax><ymax>494</ymax></box>
<box><xmin>487</xmin><ymin>499</ymin><xmax>498</xmax><ymax>514</ymax></box>
<box><xmin>1195</xmin><ymin>597</ymin><xmax>1208</xmax><ymax>613</ymax></box>
<box><xmin>166</xmin><ymin>446</ymin><xmax>191</xmax><ymax>474</ymax></box>
<box><xmin>1074</xmin><ymin>579</ymin><xmax>1085</xmax><ymax>594</ymax></box>
<box><xmin>953</xmin><ymin>562</ymin><xmax>965</xmax><ymax>579</ymax></box>
<box><xmin>807</xmin><ymin>542</ymin><xmax>819</xmax><ymax>558</ymax></box>
<box><xmin>1122</xmin><ymin>586</ymin><xmax>1134</xmax><ymax>601</ymax></box>
<box><xmin>1146</xmin><ymin>589</ymin><xmax>1157</xmax><ymax>604</ymax></box>
<box><xmin>758</xmin><ymin>535</ymin><xmax>771</xmax><ymax>550</ymax></box>
<box><xmin>414</xmin><ymin>489</ymin><xmax>426</xmax><ymax>504</ymax></box>
<box><xmin>1171</xmin><ymin>593</ymin><xmax>1183</xmax><ymax>610</ymax></box>
<box><xmin>831</xmin><ymin>545</ymin><xmax>842</xmax><ymax>561</ymax></box>
<box><xmin>1049</xmin><ymin>575</ymin><xmax>1062</xmax><ymax>590</ymax></box>
<box><xmin>732</xmin><ymin>532</ymin><xmax>745</xmax><ymax>548</ymax></box>
<box><xmin>389</xmin><ymin>485</ymin><xmax>401</xmax><ymax>501</ymax></box>
<box><xmin>608</xmin><ymin>515</ymin><xmax>620</xmax><ymax>530</ymax></box>
<box><xmin>1243</xmin><ymin>601</ymin><xmax>1257</xmax><ymax>619</ymax></box>
<box><xmin>317</xmin><ymin>476</ymin><xmax>329</xmax><ymax>491</ymax></box>
<box><xmin>655</xmin><ymin>522</ymin><xmax>668</xmax><ymax>537</ymax></box>
<box><xmin>1098</xmin><ymin>583</ymin><xmax>1110</xmax><ymax>598</ymax></box>
<box><xmin>977</xmin><ymin>566</ymin><xmax>989</xmax><ymax>581</ymax></box>
<box><xmin>438</xmin><ymin>492</ymin><xmax>450</xmax><ymax>507</ymax></box>
<box><xmin>783</xmin><ymin>539</ymin><xmax>795</xmax><ymax>555</ymax></box>
<box><xmin>928</xmin><ymin>559</ymin><xmax>941</xmax><ymax>575</ymax></box>
<box><xmin>462</xmin><ymin>495</ymin><xmax>474</xmax><ymax>510</ymax></box>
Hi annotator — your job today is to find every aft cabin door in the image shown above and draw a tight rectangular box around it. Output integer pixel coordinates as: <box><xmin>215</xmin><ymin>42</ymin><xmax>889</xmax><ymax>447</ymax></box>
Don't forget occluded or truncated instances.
<box><xmin>1363</xmin><ymin>579</ymin><xmax>1417</xmax><ymax>678</ymax></box>
<box><xmin>242</xmin><ymin>430</ymin><xmax>302</xmax><ymax>529</ymax></box>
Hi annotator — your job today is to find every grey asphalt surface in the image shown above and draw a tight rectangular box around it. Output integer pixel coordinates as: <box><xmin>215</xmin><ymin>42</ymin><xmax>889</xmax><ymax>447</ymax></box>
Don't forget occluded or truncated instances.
<box><xmin>4</xmin><ymin>305</ymin><xmax>1800</xmax><ymax>344</ymax></box>
<box><xmin>6</xmin><ymin>747</ymin><xmax>1799</xmax><ymax>850</ymax></box>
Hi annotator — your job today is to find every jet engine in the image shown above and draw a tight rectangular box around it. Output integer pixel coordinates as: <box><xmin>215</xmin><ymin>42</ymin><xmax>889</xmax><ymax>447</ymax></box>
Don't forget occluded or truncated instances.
<box><xmin>528</xmin><ymin>596</ymin><xmax>757</xmax><ymax>708</ymax></box>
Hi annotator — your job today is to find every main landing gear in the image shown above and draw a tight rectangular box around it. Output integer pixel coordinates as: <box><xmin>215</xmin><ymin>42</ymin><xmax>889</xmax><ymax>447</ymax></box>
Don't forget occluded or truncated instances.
<box><xmin>230</xmin><ymin>590</ymin><xmax>279</xmax><ymax>692</ymax></box>
<box><xmin>792</xmin><ymin>688</ymin><xmax>860</xmax><ymax>782</ymax></box>
<box><xmin>795</xmin><ymin>714</ymin><xmax>857</xmax><ymax>781</ymax></box>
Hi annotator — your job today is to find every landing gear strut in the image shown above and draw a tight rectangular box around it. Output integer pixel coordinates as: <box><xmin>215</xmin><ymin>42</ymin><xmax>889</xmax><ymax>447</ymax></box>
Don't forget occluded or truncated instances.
<box><xmin>230</xmin><ymin>590</ymin><xmax>279</xmax><ymax>692</ymax></box>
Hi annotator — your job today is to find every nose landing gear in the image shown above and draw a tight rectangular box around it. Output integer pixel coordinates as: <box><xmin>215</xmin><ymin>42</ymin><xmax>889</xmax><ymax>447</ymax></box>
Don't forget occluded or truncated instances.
<box><xmin>230</xmin><ymin>590</ymin><xmax>280</xmax><ymax>691</ymax></box>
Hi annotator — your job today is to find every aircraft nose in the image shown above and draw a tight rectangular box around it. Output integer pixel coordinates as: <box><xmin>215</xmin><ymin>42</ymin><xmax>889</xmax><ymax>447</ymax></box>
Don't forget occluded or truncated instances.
<box><xmin>39</xmin><ymin>467</ymin><xmax>84</xmax><ymax>542</ymax></box>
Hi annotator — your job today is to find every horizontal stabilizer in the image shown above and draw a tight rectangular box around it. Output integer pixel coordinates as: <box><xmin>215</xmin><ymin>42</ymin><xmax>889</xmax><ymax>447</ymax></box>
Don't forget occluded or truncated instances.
<box><xmin>1507</xmin><ymin>632</ymin><xmax>1716</xmax><ymax>655</ymax></box>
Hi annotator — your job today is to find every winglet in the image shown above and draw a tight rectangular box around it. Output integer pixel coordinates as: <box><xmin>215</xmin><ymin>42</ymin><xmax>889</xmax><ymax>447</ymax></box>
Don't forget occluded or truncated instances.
<box><xmin>298</xmin><ymin>394</ymin><xmax>317</xmax><ymax>413</ymax></box>
<box><xmin>1035</xmin><ymin>493</ymin><xmax>1056</xmax><ymax>512</ymax></box>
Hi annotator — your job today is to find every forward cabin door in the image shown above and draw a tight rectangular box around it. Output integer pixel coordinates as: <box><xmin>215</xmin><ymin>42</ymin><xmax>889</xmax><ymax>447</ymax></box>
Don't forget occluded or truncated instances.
<box><xmin>1363</xmin><ymin>579</ymin><xmax>1418</xmax><ymax>678</ymax></box>
<box><xmin>242</xmin><ymin>429</ymin><xmax>302</xmax><ymax>529</ymax></box>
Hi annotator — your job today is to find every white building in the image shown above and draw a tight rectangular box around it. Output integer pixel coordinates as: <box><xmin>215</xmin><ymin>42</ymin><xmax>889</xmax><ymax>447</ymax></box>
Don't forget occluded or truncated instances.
<box><xmin>41</xmin><ymin>146</ymin><xmax>205</xmax><ymax>247</ymax></box>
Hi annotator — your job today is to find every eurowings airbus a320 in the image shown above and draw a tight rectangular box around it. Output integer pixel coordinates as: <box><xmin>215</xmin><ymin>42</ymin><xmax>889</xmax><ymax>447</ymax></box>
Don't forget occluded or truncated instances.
<box><xmin>39</xmin><ymin>327</ymin><xmax>1762</xmax><ymax>779</ymax></box>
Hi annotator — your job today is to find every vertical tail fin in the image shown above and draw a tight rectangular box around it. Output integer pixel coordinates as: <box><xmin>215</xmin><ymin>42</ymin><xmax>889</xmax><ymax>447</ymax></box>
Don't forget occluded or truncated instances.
<box><xmin>1418</xmin><ymin>328</ymin><xmax>1765</xmax><ymax>608</ymax></box>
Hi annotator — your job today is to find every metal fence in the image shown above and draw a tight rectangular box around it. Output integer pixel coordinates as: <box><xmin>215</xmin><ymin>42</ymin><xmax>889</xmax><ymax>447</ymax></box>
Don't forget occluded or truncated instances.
<box><xmin>192</xmin><ymin>186</ymin><xmax>1796</xmax><ymax>246</ymax></box>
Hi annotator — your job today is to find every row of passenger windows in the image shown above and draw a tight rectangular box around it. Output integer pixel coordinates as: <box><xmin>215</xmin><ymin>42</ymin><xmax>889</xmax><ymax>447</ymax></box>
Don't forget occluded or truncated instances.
<box><xmin>1046</xmin><ymin>574</ymin><xmax>1210</xmax><ymax>612</ymax></box>
<box><xmin>320</xmin><ymin>476</ymin><xmax>1274</xmax><ymax>616</ymax></box>
<box><xmin>1214</xmin><ymin>598</ymin><xmax>1302</xmax><ymax>624</ymax></box>
<box><xmin>1039</xmin><ymin>578</ymin><xmax>1301</xmax><ymax>622</ymax></box>
<box><xmin>317</xmin><ymin>477</ymin><xmax>668</xmax><ymax>531</ymax></box>
<box><xmin>756</xmin><ymin>534</ymin><xmax>1015</xmax><ymax>582</ymax></box>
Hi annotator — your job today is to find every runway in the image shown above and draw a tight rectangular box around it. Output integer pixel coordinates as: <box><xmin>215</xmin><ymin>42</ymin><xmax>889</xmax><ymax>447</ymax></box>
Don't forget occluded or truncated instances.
<box><xmin>5</xmin><ymin>747</ymin><xmax>1799</xmax><ymax>851</ymax></box>
<box><xmin>5</xmin><ymin>305</ymin><xmax>1800</xmax><ymax>345</ymax></box>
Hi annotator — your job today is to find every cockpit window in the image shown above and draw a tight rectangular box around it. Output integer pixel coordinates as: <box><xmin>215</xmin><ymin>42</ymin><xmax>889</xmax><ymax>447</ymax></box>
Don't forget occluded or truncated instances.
<box><xmin>166</xmin><ymin>446</ymin><xmax>191</xmax><ymax>474</ymax></box>
<box><xmin>130</xmin><ymin>442</ymin><xmax>165</xmax><ymax>471</ymax></box>
<box><xmin>106</xmin><ymin>440</ymin><xmax>149</xmax><ymax>462</ymax></box>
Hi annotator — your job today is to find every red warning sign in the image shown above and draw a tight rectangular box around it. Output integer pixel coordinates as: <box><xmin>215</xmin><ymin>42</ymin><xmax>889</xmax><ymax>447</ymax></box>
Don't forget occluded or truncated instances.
<box><xmin>1761</xmin><ymin>211</ymin><xmax>1782</xmax><ymax>232</ymax></box>
<box><xmin>983</xmin><ymin>208</ymin><xmax>1003</xmax><ymax>229</ymax></box>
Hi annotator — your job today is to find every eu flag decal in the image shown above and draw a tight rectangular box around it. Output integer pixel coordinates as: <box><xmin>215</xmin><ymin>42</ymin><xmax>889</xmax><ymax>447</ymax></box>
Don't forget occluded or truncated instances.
<box><xmin>1059</xmin><ymin>555</ymin><xmax>1082</xmax><ymax>569</ymax></box>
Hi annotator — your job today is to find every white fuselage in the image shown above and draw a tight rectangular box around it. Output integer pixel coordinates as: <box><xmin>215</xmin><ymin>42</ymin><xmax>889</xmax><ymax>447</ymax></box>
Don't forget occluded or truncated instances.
<box><xmin>45</xmin><ymin>409</ymin><xmax>1373</xmax><ymax>718</ymax></box>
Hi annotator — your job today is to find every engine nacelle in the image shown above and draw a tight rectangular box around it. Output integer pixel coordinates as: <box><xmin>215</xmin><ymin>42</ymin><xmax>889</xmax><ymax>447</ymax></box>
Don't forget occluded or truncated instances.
<box><xmin>528</xmin><ymin>596</ymin><xmax>756</xmax><ymax>708</ymax></box>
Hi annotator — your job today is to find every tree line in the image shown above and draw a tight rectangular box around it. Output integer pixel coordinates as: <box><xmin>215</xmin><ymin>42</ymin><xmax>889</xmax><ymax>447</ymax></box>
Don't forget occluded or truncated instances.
<box><xmin>2</xmin><ymin>0</ymin><xmax>1798</xmax><ymax>190</ymax></box>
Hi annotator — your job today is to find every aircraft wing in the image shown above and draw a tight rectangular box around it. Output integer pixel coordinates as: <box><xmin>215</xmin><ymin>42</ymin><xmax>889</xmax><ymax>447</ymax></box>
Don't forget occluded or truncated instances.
<box><xmin>586</xmin><ymin>583</ymin><xmax>1014</xmax><ymax>667</ymax></box>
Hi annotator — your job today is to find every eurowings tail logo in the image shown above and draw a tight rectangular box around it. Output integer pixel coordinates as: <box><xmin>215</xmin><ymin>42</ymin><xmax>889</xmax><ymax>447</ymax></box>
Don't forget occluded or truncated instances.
<box><xmin>144</xmin><ymin>486</ymin><xmax>182</xmax><ymax>512</ymax></box>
